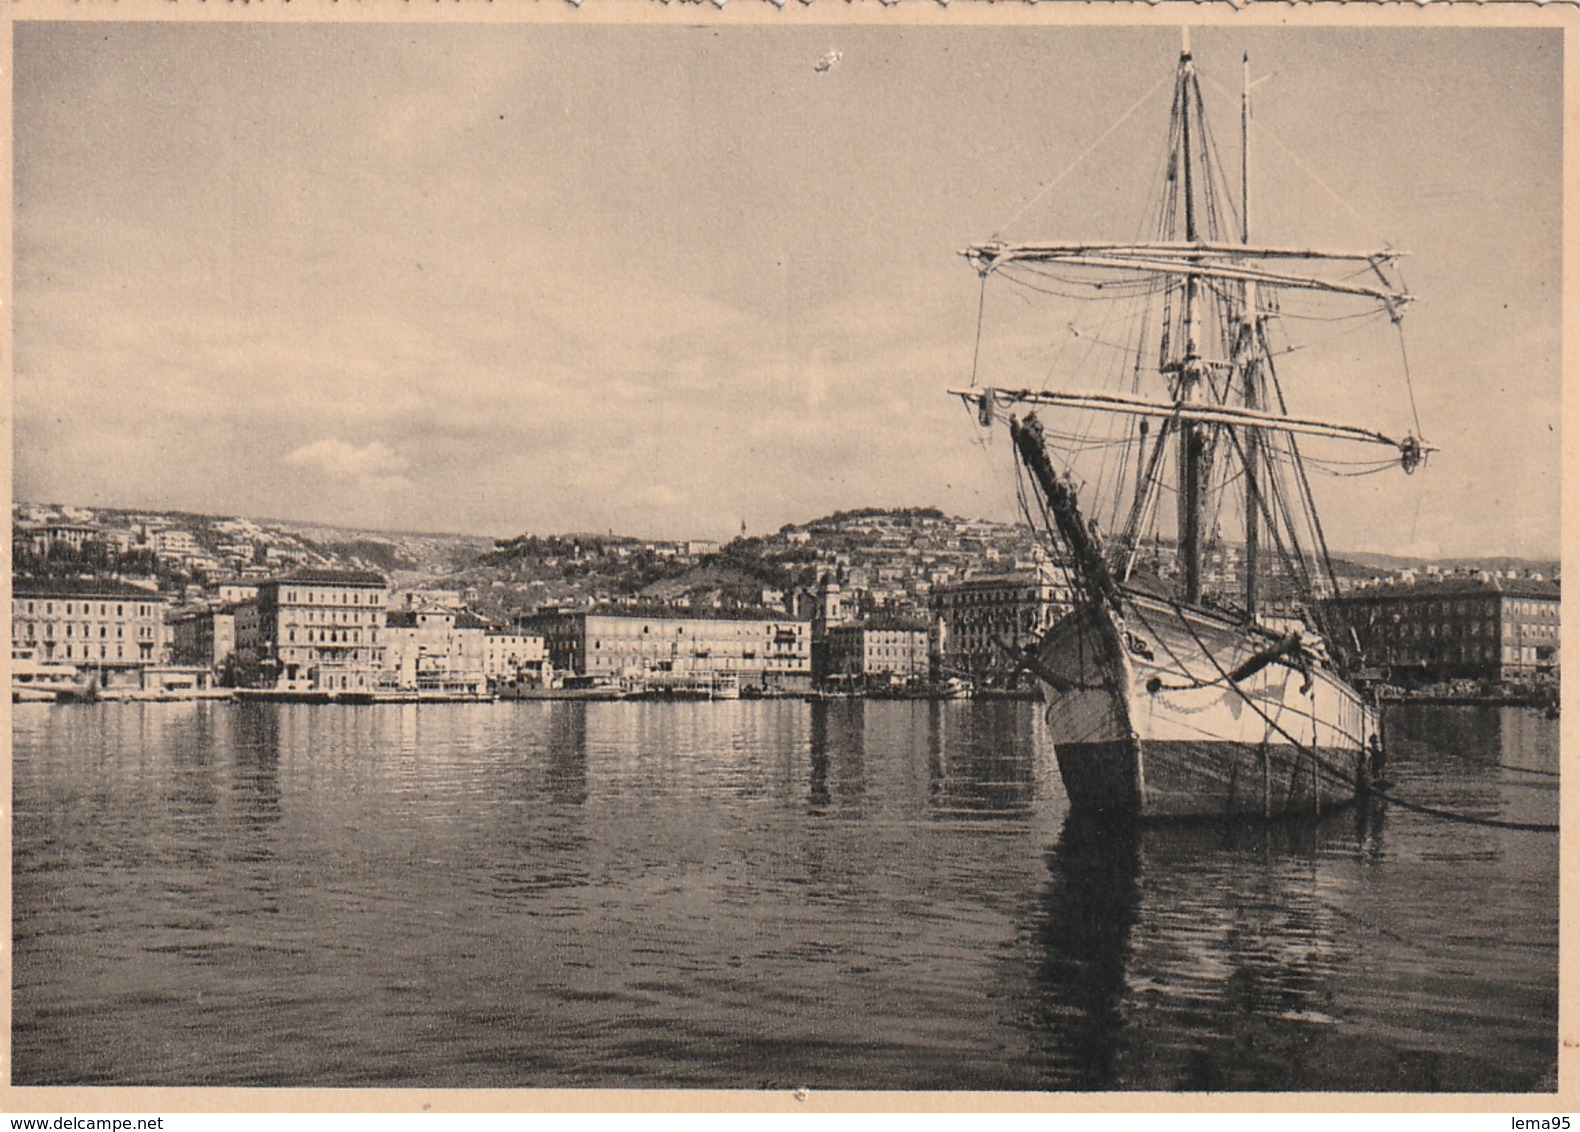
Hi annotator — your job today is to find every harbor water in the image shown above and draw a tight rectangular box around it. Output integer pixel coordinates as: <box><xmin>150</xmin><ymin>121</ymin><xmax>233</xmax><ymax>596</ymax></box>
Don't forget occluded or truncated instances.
<box><xmin>12</xmin><ymin>699</ymin><xmax>1558</xmax><ymax>1091</ymax></box>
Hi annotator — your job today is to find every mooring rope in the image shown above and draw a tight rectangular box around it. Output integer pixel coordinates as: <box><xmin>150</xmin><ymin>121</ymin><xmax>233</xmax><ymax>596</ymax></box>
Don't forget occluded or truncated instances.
<box><xmin>1160</xmin><ymin>602</ymin><xmax>1559</xmax><ymax>834</ymax></box>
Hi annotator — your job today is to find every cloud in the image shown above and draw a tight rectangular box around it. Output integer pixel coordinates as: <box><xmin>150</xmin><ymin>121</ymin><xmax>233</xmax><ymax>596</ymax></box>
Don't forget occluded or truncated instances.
<box><xmin>284</xmin><ymin>438</ymin><xmax>411</xmax><ymax>487</ymax></box>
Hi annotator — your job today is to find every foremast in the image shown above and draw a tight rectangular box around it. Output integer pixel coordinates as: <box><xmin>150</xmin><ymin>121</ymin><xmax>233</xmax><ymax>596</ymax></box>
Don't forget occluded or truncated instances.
<box><xmin>1240</xmin><ymin>51</ymin><xmax>1260</xmax><ymax>620</ymax></box>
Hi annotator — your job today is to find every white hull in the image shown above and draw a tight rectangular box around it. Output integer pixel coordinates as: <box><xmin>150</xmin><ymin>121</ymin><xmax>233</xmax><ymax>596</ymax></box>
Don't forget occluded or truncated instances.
<box><xmin>1033</xmin><ymin>593</ymin><xmax>1374</xmax><ymax>819</ymax></box>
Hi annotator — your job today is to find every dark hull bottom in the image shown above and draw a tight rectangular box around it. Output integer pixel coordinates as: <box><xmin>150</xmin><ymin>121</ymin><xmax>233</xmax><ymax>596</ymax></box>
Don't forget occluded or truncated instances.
<box><xmin>1057</xmin><ymin>739</ymin><xmax>1363</xmax><ymax>820</ymax></box>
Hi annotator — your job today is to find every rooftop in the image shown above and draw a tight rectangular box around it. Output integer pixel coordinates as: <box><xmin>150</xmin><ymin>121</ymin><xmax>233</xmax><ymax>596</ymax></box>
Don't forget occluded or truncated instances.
<box><xmin>832</xmin><ymin>619</ymin><xmax>930</xmax><ymax>634</ymax></box>
<box><xmin>527</xmin><ymin>605</ymin><xmax>808</xmax><ymax>625</ymax></box>
<box><xmin>263</xmin><ymin>569</ymin><xmax>388</xmax><ymax>588</ymax></box>
<box><xmin>1333</xmin><ymin>575</ymin><xmax>1560</xmax><ymax>601</ymax></box>
<box><xmin>14</xmin><ymin>577</ymin><xmax>169</xmax><ymax>600</ymax></box>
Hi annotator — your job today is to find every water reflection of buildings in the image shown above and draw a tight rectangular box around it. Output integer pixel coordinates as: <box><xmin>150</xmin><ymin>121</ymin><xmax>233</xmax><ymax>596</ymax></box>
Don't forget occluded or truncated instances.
<box><xmin>1385</xmin><ymin>704</ymin><xmax>1560</xmax><ymax>777</ymax></box>
<box><xmin>543</xmin><ymin>702</ymin><xmax>590</xmax><ymax>806</ymax></box>
<box><xmin>804</xmin><ymin>700</ymin><xmax>1043</xmax><ymax>818</ymax></box>
<box><xmin>924</xmin><ymin>701</ymin><xmax>1038</xmax><ymax>818</ymax></box>
<box><xmin>806</xmin><ymin>701</ymin><xmax>866</xmax><ymax>811</ymax></box>
<box><xmin>1381</xmin><ymin>703</ymin><xmax>1560</xmax><ymax>883</ymax></box>
<box><xmin>227</xmin><ymin>705</ymin><xmax>283</xmax><ymax>831</ymax></box>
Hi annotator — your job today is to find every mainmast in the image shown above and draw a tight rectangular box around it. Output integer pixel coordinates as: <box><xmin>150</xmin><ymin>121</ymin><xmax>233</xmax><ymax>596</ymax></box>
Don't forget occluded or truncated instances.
<box><xmin>958</xmin><ymin>37</ymin><xmax>1428</xmax><ymax>619</ymax></box>
<box><xmin>1174</xmin><ymin>37</ymin><xmax>1205</xmax><ymax>606</ymax></box>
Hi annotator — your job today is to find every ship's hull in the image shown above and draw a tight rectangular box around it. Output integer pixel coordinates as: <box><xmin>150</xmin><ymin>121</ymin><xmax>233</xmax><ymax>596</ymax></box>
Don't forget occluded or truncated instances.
<box><xmin>1035</xmin><ymin>593</ymin><xmax>1373</xmax><ymax>820</ymax></box>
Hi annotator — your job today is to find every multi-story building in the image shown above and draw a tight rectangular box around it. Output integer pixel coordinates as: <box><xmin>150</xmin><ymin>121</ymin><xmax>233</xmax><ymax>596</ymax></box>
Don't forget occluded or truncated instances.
<box><xmin>381</xmin><ymin>605</ymin><xmax>488</xmax><ymax>695</ymax></box>
<box><xmin>394</xmin><ymin>589</ymin><xmax>464</xmax><ymax>612</ymax></box>
<box><xmin>23</xmin><ymin>522</ymin><xmax>104</xmax><ymax>554</ymax></box>
<box><xmin>821</xmin><ymin>621</ymin><xmax>930</xmax><ymax>688</ymax></box>
<box><xmin>215</xmin><ymin>581</ymin><xmax>259</xmax><ymax>606</ymax></box>
<box><xmin>252</xmin><ymin>569</ymin><xmax>388</xmax><ymax>692</ymax></box>
<box><xmin>11</xmin><ymin>578</ymin><xmax>168</xmax><ymax>688</ymax></box>
<box><xmin>154</xmin><ymin>529</ymin><xmax>200</xmax><ymax>560</ymax></box>
<box><xmin>232</xmin><ymin>599</ymin><xmax>262</xmax><ymax>677</ymax></box>
<box><xmin>169</xmin><ymin>605</ymin><xmax>238</xmax><ymax>675</ymax></box>
<box><xmin>932</xmin><ymin>566</ymin><xmax>1076</xmax><ymax>687</ymax></box>
<box><xmin>1325</xmin><ymin>574</ymin><xmax>1560</xmax><ymax>685</ymax></box>
<box><xmin>528</xmin><ymin>609</ymin><xmax>813</xmax><ymax>693</ymax></box>
<box><xmin>485</xmin><ymin>628</ymin><xmax>549</xmax><ymax>688</ymax></box>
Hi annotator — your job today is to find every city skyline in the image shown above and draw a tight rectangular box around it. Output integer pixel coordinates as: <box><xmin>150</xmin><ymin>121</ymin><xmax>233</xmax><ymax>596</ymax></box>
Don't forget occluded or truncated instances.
<box><xmin>16</xmin><ymin>24</ymin><xmax>1563</xmax><ymax>559</ymax></box>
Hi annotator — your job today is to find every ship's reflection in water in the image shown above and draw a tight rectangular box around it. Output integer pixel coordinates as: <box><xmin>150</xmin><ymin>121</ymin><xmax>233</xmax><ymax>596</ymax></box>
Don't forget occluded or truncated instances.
<box><xmin>1030</xmin><ymin>811</ymin><xmax>1381</xmax><ymax>1091</ymax></box>
<box><xmin>1026</xmin><ymin>703</ymin><xmax>1556</xmax><ymax>1092</ymax></box>
<box><xmin>11</xmin><ymin>699</ymin><xmax>1556</xmax><ymax>1091</ymax></box>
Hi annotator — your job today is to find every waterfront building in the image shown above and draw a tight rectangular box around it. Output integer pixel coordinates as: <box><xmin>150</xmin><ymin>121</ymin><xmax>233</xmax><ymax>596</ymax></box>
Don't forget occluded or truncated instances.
<box><xmin>252</xmin><ymin>569</ymin><xmax>388</xmax><ymax>693</ymax></box>
<box><xmin>792</xmin><ymin>576</ymin><xmax>853</xmax><ymax>629</ymax></box>
<box><xmin>381</xmin><ymin>605</ymin><xmax>489</xmax><ymax>695</ymax></box>
<box><xmin>141</xmin><ymin>666</ymin><xmax>217</xmax><ymax>695</ymax></box>
<box><xmin>1325</xmin><ymin>574</ymin><xmax>1560</xmax><ymax>685</ymax></box>
<box><xmin>169</xmin><ymin>605</ymin><xmax>238</xmax><ymax>675</ymax></box>
<box><xmin>11</xmin><ymin>578</ymin><xmax>168</xmax><ymax>689</ymax></box>
<box><xmin>527</xmin><ymin>610</ymin><xmax>812</xmax><ymax>693</ymax></box>
<box><xmin>232</xmin><ymin>600</ymin><xmax>262</xmax><ymax>677</ymax></box>
<box><xmin>484</xmin><ymin>628</ymin><xmax>549</xmax><ymax>689</ymax></box>
<box><xmin>932</xmin><ymin>567</ymin><xmax>1076</xmax><ymax>687</ymax></box>
<box><xmin>821</xmin><ymin>621</ymin><xmax>930</xmax><ymax>688</ymax></box>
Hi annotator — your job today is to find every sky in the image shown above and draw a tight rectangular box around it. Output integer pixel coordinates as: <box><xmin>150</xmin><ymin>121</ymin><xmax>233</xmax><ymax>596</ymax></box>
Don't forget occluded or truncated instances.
<box><xmin>14</xmin><ymin>23</ymin><xmax>1562</xmax><ymax>558</ymax></box>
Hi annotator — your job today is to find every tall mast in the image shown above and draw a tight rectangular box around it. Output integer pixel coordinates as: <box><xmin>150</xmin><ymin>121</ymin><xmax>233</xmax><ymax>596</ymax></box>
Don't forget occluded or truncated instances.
<box><xmin>1240</xmin><ymin>53</ymin><xmax>1250</xmax><ymax>246</ymax></box>
<box><xmin>1241</xmin><ymin>51</ymin><xmax>1260</xmax><ymax>621</ymax></box>
<box><xmin>1175</xmin><ymin>36</ymin><xmax>1204</xmax><ymax>606</ymax></box>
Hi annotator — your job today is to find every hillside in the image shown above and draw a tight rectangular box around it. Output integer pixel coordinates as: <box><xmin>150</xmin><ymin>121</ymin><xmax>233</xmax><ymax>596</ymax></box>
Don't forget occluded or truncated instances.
<box><xmin>14</xmin><ymin>500</ymin><xmax>1558</xmax><ymax>621</ymax></box>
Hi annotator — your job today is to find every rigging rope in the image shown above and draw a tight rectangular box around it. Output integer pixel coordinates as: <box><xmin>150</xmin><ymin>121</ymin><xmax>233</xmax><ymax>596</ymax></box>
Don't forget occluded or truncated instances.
<box><xmin>1394</xmin><ymin>317</ymin><xmax>1427</xmax><ymax>442</ymax></box>
<box><xmin>991</xmin><ymin>70</ymin><xmax>1174</xmax><ymax>241</ymax></box>
<box><xmin>1393</xmin><ymin>733</ymin><xmax>1562</xmax><ymax>780</ymax></box>
<box><xmin>1236</xmin><ymin>92</ymin><xmax>1379</xmax><ymax>235</ymax></box>
<box><xmin>969</xmin><ymin>274</ymin><xmax>987</xmax><ymax>389</ymax></box>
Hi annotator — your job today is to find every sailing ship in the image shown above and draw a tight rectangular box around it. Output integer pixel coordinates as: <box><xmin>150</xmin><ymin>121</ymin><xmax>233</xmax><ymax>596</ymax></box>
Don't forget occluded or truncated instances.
<box><xmin>954</xmin><ymin>36</ymin><xmax>1431</xmax><ymax>819</ymax></box>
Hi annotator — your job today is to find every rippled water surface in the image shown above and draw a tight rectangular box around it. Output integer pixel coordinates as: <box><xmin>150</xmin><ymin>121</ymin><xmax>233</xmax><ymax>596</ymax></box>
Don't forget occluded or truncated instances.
<box><xmin>12</xmin><ymin>699</ymin><xmax>1557</xmax><ymax>1090</ymax></box>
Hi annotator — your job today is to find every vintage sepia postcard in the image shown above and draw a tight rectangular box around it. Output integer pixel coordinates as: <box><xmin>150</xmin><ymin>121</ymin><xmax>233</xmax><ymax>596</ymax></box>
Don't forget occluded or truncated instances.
<box><xmin>5</xmin><ymin>0</ymin><xmax>1572</xmax><ymax>1118</ymax></box>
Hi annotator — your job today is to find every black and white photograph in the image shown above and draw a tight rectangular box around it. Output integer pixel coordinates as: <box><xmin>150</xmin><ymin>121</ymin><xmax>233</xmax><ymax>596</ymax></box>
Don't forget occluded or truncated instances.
<box><xmin>8</xmin><ymin>10</ymin><xmax>1565</xmax><ymax>1104</ymax></box>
